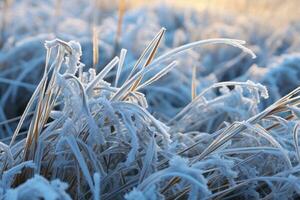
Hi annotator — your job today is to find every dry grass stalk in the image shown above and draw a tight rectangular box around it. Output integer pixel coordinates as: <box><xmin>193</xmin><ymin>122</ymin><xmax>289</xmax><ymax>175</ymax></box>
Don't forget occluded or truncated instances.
<box><xmin>129</xmin><ymin>28</ymin><xmax>165</xmax><ymax>93</ymax></box>
<box><xmin>93</xmin><ymin>26</ymin><xmax>99</xmax><ymax>69</ymax></box>
<box><xmin>0</xmin><ymin>0</ymin><xmax>12</xmax><ymax>47</ymax></box>
<box><xmin>114</xmin><ymin>0</ymin><xmax>126</xmax><ymax>52</ymax></box>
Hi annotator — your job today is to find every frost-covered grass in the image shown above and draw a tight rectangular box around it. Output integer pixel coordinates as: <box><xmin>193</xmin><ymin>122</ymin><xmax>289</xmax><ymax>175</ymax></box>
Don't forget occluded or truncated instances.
<box><xmin>1</xmin><ymin>0</ymin><xmax>300</xmax><ymax>199</ymax></box>
<box><xmin>1</xmin><ymin>29</ymin><xmax>300</xmax><ymax>200</ymax></box>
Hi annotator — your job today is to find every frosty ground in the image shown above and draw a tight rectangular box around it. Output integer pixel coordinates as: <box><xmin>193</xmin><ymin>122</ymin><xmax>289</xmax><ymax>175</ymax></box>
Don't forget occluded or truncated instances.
<box><xmin>1</xmin><ymin>1</ymin><xmax>300</xmax><ymax>199</ymax></box>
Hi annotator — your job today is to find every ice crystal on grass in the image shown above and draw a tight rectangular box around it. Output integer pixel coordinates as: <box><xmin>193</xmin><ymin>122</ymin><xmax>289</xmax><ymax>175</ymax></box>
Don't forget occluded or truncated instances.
<box><xmin>1</xmin><ymin>3</ymin><xmax>300</xmax><ymax>198</ymax></box>
<box><xmin>4</xmin><ymin>175</ymin><xmax>71</xmax><ymax>200</ymax></box>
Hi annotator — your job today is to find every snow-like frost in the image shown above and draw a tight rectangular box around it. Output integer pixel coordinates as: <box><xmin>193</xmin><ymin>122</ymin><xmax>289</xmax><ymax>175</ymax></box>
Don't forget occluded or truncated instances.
<box><xmin>1</xmin><ymin>1</ymin><xmax>300</xmax><ymax>199</ymax></box>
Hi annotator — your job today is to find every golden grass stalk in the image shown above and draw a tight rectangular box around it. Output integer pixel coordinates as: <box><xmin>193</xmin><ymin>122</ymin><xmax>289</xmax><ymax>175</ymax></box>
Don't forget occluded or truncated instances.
<box><xmin>129</xmin><ymin>28</ymin><xmax>165</xmax><ymax>93</ymax></box>
<box><xmin>54</xmin><ymin>0</ymin><xmax>61</xmax><ymax>21</ymax></box>
<box><xmin>114</xmin><ymin>0</ymin><xmax>126</xmax><ymax>51</ymax></box>
<box><xmin>161</xmin><ymin>84</ymin><xmax>300</xmax><ymax>195</ymax></box>
<box><xmin>0</xmin><ymin>0</ymin><xmax>12</xmax><ymax>47</ymax></box>
<box><xmin>12</xmin><ymin>45</ymin><xmax>66</xmax><ymax>185</ymax></box>
<box><xmin>126</xmin><ymin>28</ymin><xmax>166</xmax><ymax>81</ymax></box>
<box><xmin>111</xmin><ymin>28</ymin><xmax>166</xmax><ymax>101</ymax></box>
<box><xmin>92</xmin><ymin>26</ymin><xmax>99</xmax><ymax>69</ymax></box>
<box><xmin>53</xmin><ymin>0</ymin><xmax>61</xmax><ymax>33</ymax></box>
<box><xmin>9</xmin><ymin>47</ymin><xmax>52</xmax><ymax>147</ymax></box>
<box><xmin>136</xmin><ymin>61</ymin><xmax>177</xmax><ymax>90</ymax></box>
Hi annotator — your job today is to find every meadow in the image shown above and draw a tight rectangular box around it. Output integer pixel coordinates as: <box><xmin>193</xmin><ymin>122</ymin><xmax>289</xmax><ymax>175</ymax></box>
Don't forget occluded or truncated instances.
<box><xmin>1</xmin><ymin>0</ymin><xmax>300</xmax><ymax>199</ymax></box>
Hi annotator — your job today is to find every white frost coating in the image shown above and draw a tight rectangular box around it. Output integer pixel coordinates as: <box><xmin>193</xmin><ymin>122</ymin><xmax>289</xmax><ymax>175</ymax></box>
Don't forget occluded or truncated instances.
<box><xmin>2</xmin><ymin>161</ymin><xmax>36</xmax><ymax>189</ymax></box>
<box><xmin>149</xmin><ymin>38</ymin><xmax>256</xmax><ymax>69</ymax></box>
<box><xmin>246</xmin><ymin>80</ymin><xmax>269</xmax><ymax>100</ymax></box>
<box><xmin>4</xmin><ymin>175</ymin><xmax>71</xmax><ymax>200</ymax></box>
<box><xmin>93</xmin><ymin>173</ymin><xmax>101</xmax><ymax>200</ymax></box>
<box><xmin>65</xmin><ymin>40</ymin><xmax>83</xmax><ymax>75</ymax></box>
<box><xmin>115</xmin><ymin>48</ymin><xmax>127</xmax><ymax>87</ymax></box>
<box><xmin>1</xmin><ymin>3</ymin><xmax>300</xmax><ymax>199</ymax></box>
<box><xmin>86</xmin><ymin>56</ymin><xmax>119</xmax><ymax>95</ymax></box>
<box><xmin>124</xmin><ymin>188</ymin><xmax>147</xmax><ymax>200</ymax></box>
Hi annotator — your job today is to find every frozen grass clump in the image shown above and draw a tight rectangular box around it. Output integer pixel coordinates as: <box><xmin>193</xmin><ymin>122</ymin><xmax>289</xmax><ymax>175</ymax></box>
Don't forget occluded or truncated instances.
<box><xmin>1</xmin><ymin>28</ymin><xmax>300</xmax><ymax>199</ymax></box>
<box><xmin>1</xmin><ymin>2</ymin><xmax>300</xmax><ymax>127</ymax></box>
<box><xmin>4</xmin><ymin>175</ymin><xmax>71</xmax><ymax>200</ymax></box>
<box><xmin>169</xmin><ymin>80</ymin><xmax>268</xmax><ymax>133</ymax></box>
<box><xmin>2</xmin><ymin>1</ymin><xmax>300</xmax><ymax>199</ymax></box>
<box><xmin>239</xmin><ymin>53</ymin><xmax>300</xmax><ymax>108</ymax></box>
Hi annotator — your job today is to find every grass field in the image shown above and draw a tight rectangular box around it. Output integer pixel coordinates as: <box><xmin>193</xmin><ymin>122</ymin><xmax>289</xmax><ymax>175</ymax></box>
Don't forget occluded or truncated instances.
<box><xmin>1</xmin><ymin>0</ymin><xmax>300</xmax><ymax>199</ymax></box>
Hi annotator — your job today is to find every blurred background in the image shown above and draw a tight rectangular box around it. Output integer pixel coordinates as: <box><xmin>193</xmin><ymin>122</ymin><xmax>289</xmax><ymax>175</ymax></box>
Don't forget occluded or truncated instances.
<box><xmin>1</xmin><ymin>0</ymin><xmax>300</xmax><ymax>136</ymax></box>
<box><xmin>136</xmin><ymin>0</ymin><xmax>299</xmax><ymax>25</ymax></box>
